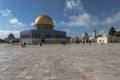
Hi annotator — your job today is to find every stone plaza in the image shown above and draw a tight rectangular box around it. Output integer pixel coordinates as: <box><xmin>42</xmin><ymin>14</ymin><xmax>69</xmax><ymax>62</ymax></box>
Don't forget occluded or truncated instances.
<box><xmin>0</xmin><ymin>43</ymin><xmax>120</xmax><ymax>80</ymax></box>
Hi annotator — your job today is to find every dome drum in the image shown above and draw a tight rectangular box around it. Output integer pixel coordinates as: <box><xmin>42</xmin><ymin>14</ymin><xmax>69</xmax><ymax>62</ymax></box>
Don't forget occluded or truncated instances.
<box><xmin>35</xmin><ymin>24</ymin><xmax>54</xmax><ymax>30</ymax></box>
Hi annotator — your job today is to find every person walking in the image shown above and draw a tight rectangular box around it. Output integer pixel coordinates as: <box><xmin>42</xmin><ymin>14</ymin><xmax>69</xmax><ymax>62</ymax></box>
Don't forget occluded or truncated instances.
<box><xmin>40</xmin><ymin>42</ymin><xmax>42</xmax><ymax>47</ymax></box>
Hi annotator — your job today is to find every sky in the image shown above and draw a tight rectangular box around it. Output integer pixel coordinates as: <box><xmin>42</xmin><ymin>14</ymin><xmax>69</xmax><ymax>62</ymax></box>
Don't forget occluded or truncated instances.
<box><xmin>0</xmin><ymin>0</ymin><xmax>120</xmax><ymax>38</ymax></box>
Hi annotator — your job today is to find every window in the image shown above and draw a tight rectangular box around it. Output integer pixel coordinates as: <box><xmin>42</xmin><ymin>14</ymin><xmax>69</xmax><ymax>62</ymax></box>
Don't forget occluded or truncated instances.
<box><xmin>35</xmin><ymin>34</ymin><xmax>40</xmax><ymax>38</ymax></box>
<box><xmin>99</xmin><ymin>40</ymin><xmax>101</xmax><ymax>42</ymax></box>
<box><xmin>102</xmin><ymin>40</ymin><xmax>104</xmax><ymax>43</ymax></box>
<box><xmin>111</xmin><ymin>40</ymin><xmax>113</xmax><ymax>42</ymax></box>
<box><xmin>48</xmin><ymin>34</ymin><xmax>51</xmax><ymax>38</ymax></box>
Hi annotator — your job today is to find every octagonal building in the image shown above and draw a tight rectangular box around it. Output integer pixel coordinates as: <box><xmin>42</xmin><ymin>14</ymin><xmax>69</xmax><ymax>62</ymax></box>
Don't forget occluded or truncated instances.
<box><xmin>20</xmin><ymin>14</ymin><xmax>67</xmax><ymax>44</ymax></box>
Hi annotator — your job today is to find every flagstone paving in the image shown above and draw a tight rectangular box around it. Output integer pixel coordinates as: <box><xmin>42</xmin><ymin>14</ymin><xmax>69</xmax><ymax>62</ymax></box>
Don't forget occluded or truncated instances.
<box><xmin>0</xmin><ymin>43</ymin><xmax>120</xmax><ymax>80</ymax></box>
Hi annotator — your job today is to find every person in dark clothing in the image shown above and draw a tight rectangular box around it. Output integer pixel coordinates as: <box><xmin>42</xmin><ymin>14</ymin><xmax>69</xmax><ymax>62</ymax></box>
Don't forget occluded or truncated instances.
<box><xmin>89</xmin><ymin>40</ymin><xmax>91</xmax><ymax>44</ymax></box>
<box><xmin>21</xmin><ymin>42</ymin><xmax>26</xmax><ymax>47</ymax></box>
<box><xmin>62</xmin><ymin>41</ymin><xmax>66</xmax><ymax>45</ymax></box>
<box><xmin>24</xmin><ymin>42</ymin><xmax>26</xmax><ymax>46</ymax></box>
<box><xmin>40</xmin><ymin>43</ymin><xmax>42</xmax><ymax>47</ymax></box>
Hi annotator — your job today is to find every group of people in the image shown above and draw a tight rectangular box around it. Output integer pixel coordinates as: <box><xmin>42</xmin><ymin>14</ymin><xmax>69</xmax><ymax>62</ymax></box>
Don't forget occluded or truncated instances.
<box><xmin>21</xmin><ymin>42</ymin><xmax>42</xmax><ymax>47</ymax></box>
<box><xmin>21</xmin><ymin>40</ymin><xmax>93</xmax><ymax>47</ymax></box>
<box><xmin>21</xmin><ymin>42</ymin><xmax>26</xmax><ymax>47</ymax></box>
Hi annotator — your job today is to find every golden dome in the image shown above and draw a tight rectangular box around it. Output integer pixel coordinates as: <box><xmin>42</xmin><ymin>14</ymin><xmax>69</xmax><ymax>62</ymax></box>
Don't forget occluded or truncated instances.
<box><xmin>34</xmin><ymin>14</ymin><xmax>54</xmax><ymax>26</ymax></box>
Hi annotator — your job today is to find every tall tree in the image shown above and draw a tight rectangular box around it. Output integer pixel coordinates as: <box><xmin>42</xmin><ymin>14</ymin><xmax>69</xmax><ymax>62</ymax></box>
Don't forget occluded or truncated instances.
<box><xmin>108</xmin><ymin>27</ymin><xmax>116</xmax><ymax>36</ymax></box>
<box><xmin>114</xmin><ymin>31</ymin><xmax>120</xmax><ymax>37</ymax></box>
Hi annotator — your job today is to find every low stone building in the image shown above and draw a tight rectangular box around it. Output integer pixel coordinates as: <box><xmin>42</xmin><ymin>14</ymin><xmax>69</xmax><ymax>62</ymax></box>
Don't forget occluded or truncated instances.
<box><xmin>70</xmin><ymin>36</ymin><xmax>79</xmax><ymax>43</ymax></box>
<box><xmin>97</xmin><ymin>35</ymin><xmax>120</xmax><ymax>44</ymax></box>
<box><xmin>4</xmin><ymin>33</ymin><xmax>19</xmax><ymax>43</ymax></box>
<box><xmin>0</xmin><ymin>38</ymin><xmax>4</xmax><ymax>43</ymax></box>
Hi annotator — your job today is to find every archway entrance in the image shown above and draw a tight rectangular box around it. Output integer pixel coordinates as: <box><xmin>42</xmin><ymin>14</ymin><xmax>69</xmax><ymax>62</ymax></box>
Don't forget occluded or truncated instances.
<box><xmin>41</xmin><ymin>38</ymin><xmax>45</xmax><ymax>43</ymax></box>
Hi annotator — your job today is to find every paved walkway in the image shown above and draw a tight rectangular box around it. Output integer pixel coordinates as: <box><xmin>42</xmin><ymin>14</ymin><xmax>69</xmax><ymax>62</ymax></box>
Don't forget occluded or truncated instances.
<box><xmin>0</xmin><ymin>43</ymin><xmax>120</xmax><ymax>80</ymax></box>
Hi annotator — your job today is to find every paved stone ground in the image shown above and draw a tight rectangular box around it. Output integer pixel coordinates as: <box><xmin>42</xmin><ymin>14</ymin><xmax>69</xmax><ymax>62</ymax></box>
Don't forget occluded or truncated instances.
<box><xmin>0</xmin><ymin>43</ymin><xmax>120</xmax><ymax>80</ymax></box>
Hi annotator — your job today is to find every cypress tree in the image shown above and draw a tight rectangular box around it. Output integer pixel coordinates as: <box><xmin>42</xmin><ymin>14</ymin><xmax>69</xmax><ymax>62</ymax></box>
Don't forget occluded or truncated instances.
<box><xmin>108</xmin><ymin>27</ymin><xmax>116</xmax><ymax>36</ymax></box>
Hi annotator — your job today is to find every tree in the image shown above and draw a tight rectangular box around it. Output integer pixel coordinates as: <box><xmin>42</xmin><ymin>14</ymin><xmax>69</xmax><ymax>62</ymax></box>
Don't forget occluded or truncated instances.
<box><xmin>114</xmin><ymin>31</ymin><xmax>120</xmax><ymax>37</ymax></box>
<box><xmin>108</xmin><ymin>27</ymin><xmax>116</xmax><ymax>36</ymax></box>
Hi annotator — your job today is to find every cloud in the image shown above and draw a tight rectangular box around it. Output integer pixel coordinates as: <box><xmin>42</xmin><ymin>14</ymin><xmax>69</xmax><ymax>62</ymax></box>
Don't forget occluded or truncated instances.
<box><xmin>65</xmin><ymin>12</ymin><xmax>120</xmax><ymax>28</ymax></box>
<box><xmin>0</xmin><ymin>9</ymin><xmax>26</xmax><ymax>27</ymax></box>
<box><xmin>30</xmin><ymin>22</ymin><xmax>34</xmax><ymax>26</ymax></box>
<box><xmin>17</xmin><ymin>22</ymin><xmax>25</xmax><ymax>27</ymax></box>
<box><xmin>55</xmin><ymin>0</ymin><xmax>120</xmax><ymax>30</ymax></box>
<box><xmin>9</xmin><ymin>18</ymin><xmax>18</xmax><ymax>24</ymax></box>
<box><xmin>66</xmin><ymin>12</ymin><xmax>99</xmax><ymax>27</ymax></box>
<box><xmin>66</xmin><ymin>0</ymin><xmax>76</xmax><ymax>9</ymax></box>
<box><xmin>56</xmin><ymin>13</ymin><xmax>98</xmax><ymax>28</ymax></box>
<box><xmin>64</xmin><ymin>0</ymin><xmax>83</xmax><ymax>16</ymax></box>
<box><xmin>54</xmin><ymin>21</ymin><xmax>65</xmax><ymax>27</ymax></box>
<box><xmin>9</xmin><ymin>18</ymin><xmax>25</xmax><ymax>27</ymax></box>
<box><xmin>62</xmin><ymin>0</ymin><xmax>120</xmax><ymax>30</ymax></box>
<box><xmin>98</xmin><ymin>30</ymin><xmax>108</xmax><ymax>35</ymax></box>
<box><xmin>0</xmin><ymin>30</ymin><xmax>20</xmax><ymax>38</ymax></box>
<box><xmin>0</xmin><ymin>9</ymin><xmax>12</xmax><ymax>17</ymax></box>
<box><xmin>63</xmin><ymin>28</ymin><xmax>72</xmax><ymax>33</ymax></box>
<box><xmin>62</xmin><ymin>0</ymin><xmax>99</xmax><ymax>28</ymax></box>
<box><xmin>100</xmin><ymin>12</ymin><xmax>120</xmax><ymax>27</ymax></box>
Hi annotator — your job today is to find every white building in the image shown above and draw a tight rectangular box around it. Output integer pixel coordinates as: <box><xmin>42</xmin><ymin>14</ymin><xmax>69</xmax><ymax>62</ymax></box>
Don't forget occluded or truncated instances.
<box><xmin>70</xmin><ymin>36</ymin><xmax>79</xmax><ymax>43</ymax></box>
<box><xmin>97</xmin><ymin>35</ymin><xmax>120</xmax><ymax>44</ymax></box>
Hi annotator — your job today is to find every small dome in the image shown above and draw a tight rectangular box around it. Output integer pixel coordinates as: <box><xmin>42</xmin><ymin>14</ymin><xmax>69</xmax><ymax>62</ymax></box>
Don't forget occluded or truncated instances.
<box><xmin>8</xmin><ymin>33</ymin><xmax>15</xmax><ymax>39</ymax></box>
<box><xmin>82</xmin><ymin>32</ymin><xmax>89</xmax><ymax>38</ymax></box>
<box><xmin>34</xmin><ymin>14</ymin><xmax>54</xmax><ymax>27</ymax></box>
